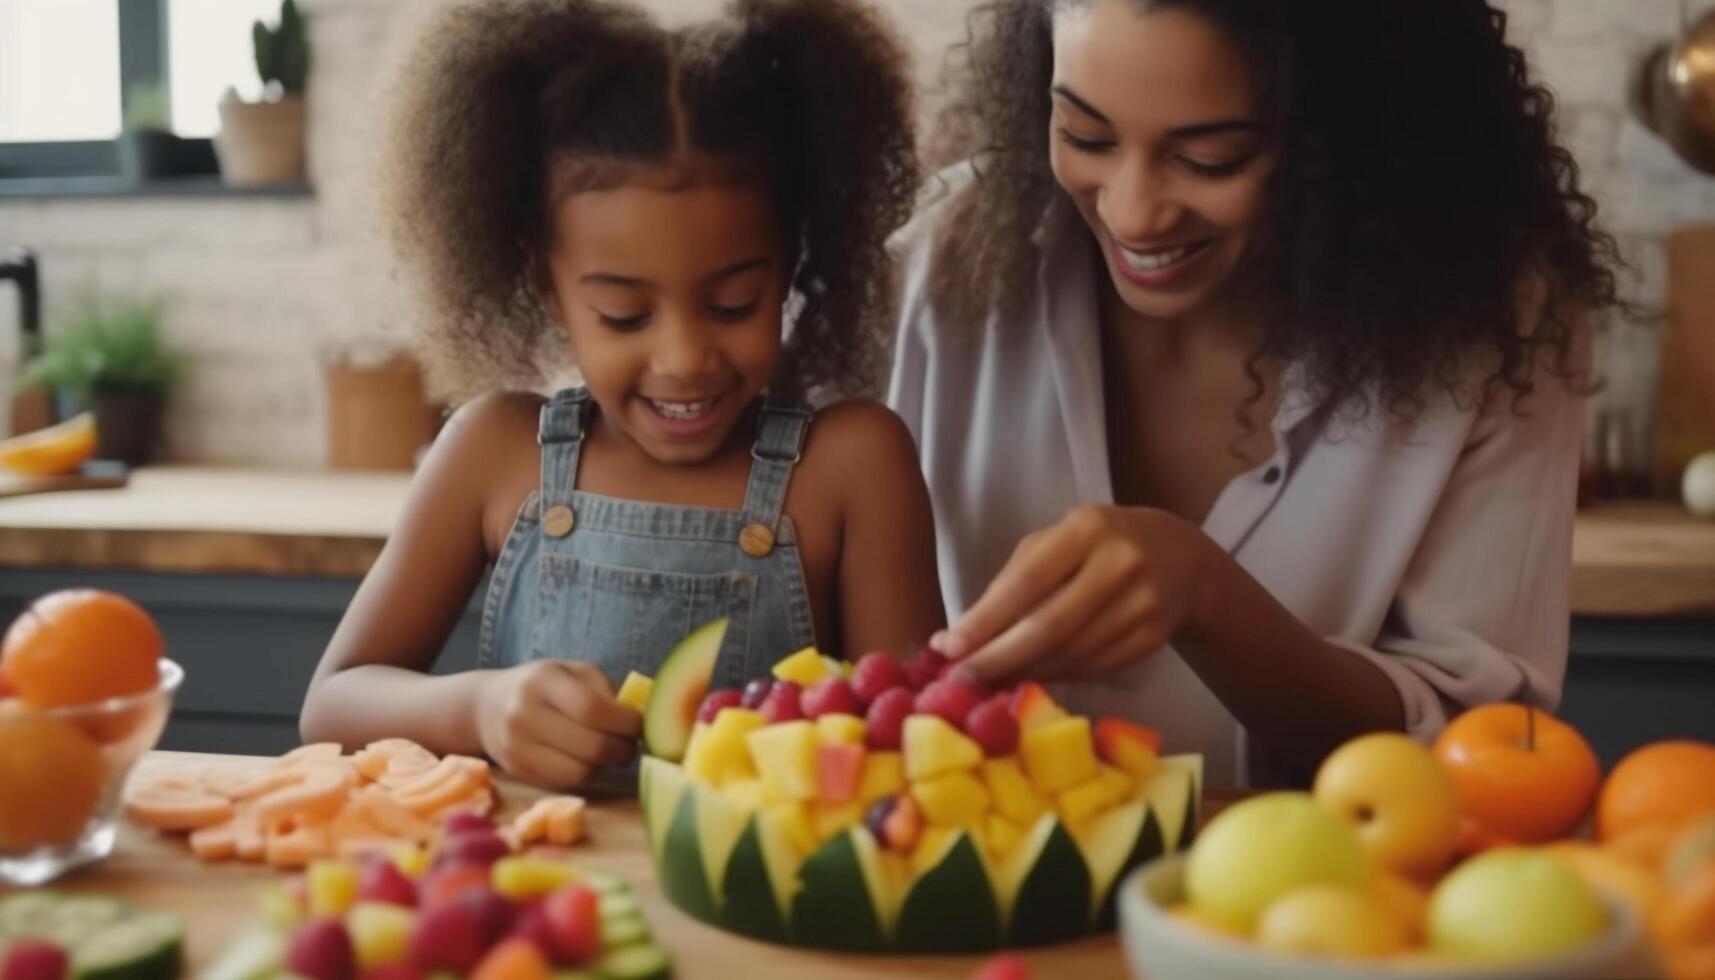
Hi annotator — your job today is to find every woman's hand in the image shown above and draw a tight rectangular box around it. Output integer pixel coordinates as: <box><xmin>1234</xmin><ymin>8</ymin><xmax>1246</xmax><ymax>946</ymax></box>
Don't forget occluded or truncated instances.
<box><xmin>932</xmin><ymin>505</ymin><xmax>1216</xmax><ymax>684</ymax></box>
<box><xmin>474</xmin><ymin>661</ymin><xmax>641</xmax><ymax>789</ymax></box>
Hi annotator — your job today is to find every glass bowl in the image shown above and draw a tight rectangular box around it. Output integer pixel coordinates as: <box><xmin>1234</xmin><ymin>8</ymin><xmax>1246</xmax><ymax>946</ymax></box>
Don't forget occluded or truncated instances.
<box><xmin>0</xmin><ymin>658</ymin><xmax>183</xmax><ymax>885</ymax></box>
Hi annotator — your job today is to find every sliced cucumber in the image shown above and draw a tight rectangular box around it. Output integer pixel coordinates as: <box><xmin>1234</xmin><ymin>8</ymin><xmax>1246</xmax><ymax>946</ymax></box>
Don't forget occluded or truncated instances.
<box><xmin>600</xmin><ymin>914</ymin><xmax>650</xmax><ymax>948</ymax></box>
<box><xmin>198</xmin><ymin>924</ymin><xmax>282</xmax><ymax>980</ymax></box>
<box><xmin>583</xmin><ymin>870</ymin><xmax>631</xmax><ymax>895</ymax></box>
<box><xmin>594</xmin><ymin>943</ymin><xmax>672</xmax><ymax>980</ymax></box>
<box><xmin>597</xmin><ymin>893</ymin><xmax>641</xmax><ymax>920</ymax></box>
<box><xmin>0</xmin><ymin>892</ymin><xmax>64</xmax><ymax>940</ymax></box>
<box><xmin>71</xmin><ymin>911</ymin><xmax>183</xmax><ymax>980</ymax></box>
<box><xmin>40</xmin><ymin>897</ymin><xmax>130</xmax><ymax>948</ymax></box>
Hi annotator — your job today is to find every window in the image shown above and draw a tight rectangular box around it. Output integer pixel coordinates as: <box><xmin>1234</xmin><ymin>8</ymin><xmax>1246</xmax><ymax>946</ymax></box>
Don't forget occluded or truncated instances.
<box><xmin>0</xmin><ymin>1</ymin><xmax>122</xmax><ymax>142</ymax></box>
<box><xmin>168</xmin><ymin>0</ymin><xmax>283</xmax><ymax>137</ymax></box>
<box><xmin>0</xmin><ymin>0</ymin><xmax>290</xmax><ymax>187</ymax></box>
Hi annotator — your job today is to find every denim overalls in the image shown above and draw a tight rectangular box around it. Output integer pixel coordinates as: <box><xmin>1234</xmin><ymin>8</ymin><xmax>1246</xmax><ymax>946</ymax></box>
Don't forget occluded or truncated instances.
<box><xmin>477</xmin><ymin>387</ymin><xmax>820</xmax><ymax>694</ymax></box>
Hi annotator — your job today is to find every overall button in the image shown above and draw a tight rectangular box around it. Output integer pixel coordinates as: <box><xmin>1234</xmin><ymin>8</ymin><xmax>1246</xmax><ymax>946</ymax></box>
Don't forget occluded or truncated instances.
<box><xmin>542</xmin><ymin>504</ymin><xmax>576</xmax><ymax>538</ymax></box>
<box><xmin>739</xmin><ymin>523</ymin><xmax>776</xmax><ymax>557</ymax></box>
<box><xmin>1262</xmin><ymin>465</ymin><xmax>1283</xmax><ymax>485</ymax></box>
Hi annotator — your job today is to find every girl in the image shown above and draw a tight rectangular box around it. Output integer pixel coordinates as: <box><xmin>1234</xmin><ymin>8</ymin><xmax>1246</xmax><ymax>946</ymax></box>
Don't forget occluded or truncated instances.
<box><xmin>301</xmin><ymin>0</ymin><xmax>942</xmax><ymax>790</ymax></box>
<box><xmin>889</xmin><ymin>0</ymin><xmax>1619</xmax><ymax>786</ymax></box>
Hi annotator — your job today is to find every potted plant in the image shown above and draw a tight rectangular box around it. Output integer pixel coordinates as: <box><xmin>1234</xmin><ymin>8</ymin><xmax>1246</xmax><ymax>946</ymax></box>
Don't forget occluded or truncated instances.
<box><xmin>117</xmin><ymin>82</ymin><xmax>220</xmax><ymax>181</ymax></box>
<box><xmin>21</xmin><ymin>298</ymin><xmax>188</xmax><ymax>466</ymax></box>
<box><xmin>214</xmin><ymin>0</ymin><xmax>310</xmax><ymax>186</ymax></box>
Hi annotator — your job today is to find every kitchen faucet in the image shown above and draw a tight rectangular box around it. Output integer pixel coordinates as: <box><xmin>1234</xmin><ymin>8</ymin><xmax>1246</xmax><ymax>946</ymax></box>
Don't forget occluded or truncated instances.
<box><xmin>0</xmin><ymin>248</ymin><xmax>50</xmax><ymax>434</ymax></box>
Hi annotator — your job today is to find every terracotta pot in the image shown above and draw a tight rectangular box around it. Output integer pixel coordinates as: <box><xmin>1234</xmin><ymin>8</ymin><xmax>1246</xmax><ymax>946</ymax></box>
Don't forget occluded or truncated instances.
<box><xmin>214</xmin><ymin>95</ymin><xmax>307</xmax><ymax>186</ymax></box>
<box><xmin>91</xmin><ymin>390</ymin><xmax>164</xmax><ymax>466</ymax></box>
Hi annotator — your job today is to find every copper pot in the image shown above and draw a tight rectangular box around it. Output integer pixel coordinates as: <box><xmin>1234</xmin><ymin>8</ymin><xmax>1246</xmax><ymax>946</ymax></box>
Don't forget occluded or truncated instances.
<box><xmin>1632</xmin><ymin>11</ymin><xmax>1715</xmax><ymax>176</ymax></box>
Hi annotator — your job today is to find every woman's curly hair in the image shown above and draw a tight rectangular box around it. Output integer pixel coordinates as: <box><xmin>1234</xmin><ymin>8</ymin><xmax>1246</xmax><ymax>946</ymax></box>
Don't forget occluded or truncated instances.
<box><xmin>928</xmin><ymin>0</ymin><xmax>1621</xmax><ymax>418</ymax></box>
<box><xmin>382</xmin><ymin>0</ymin><xmax>919</xmax><ymax>403</ymax></box>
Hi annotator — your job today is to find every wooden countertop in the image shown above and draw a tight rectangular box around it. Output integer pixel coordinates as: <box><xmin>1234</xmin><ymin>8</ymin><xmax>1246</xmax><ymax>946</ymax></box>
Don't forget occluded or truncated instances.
<box><xmin>0</xmin><ymin>468</ymin><xmax>1711</xmax><ymax>618</ymax></box>
<box><xmin>16</xmin><ymin>752</ymin><xmax>1152</xmax><ymax>979</ymax></box>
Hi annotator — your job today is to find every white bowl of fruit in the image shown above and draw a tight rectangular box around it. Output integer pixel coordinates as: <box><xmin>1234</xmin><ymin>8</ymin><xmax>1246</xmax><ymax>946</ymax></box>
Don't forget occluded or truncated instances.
<box><xmin>1117</xmin><ymin>730</ymin><xmax>1656</xmax><ymax>980</ymax></box>
<box><xmin>622</xmin><ymin>620</ymin><xmax>1202</xmax><ymax>952</ymax></box>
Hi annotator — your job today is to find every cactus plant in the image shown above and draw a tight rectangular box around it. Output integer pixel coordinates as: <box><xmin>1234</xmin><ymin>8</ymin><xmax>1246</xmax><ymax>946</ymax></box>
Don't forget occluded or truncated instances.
<box><xmin>253</xmin><ymin>0</ymin><xmax>310</xmax><ymax>98</ymax></box>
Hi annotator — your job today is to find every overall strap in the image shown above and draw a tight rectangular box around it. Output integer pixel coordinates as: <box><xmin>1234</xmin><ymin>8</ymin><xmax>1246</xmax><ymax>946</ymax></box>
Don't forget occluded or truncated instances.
<box><xmin>537</xmin><ymin>387</ymin><xmax>591</xmax><ymax>538</ymax></box>
<box><xmin>736</xmin><ymin>401</ymin><xmax>813</xmax><ymax>558</ymax></box>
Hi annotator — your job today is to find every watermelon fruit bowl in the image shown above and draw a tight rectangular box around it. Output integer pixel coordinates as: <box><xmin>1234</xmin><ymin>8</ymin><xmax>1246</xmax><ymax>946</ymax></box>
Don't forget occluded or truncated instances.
<box><xmin>626</xmin><ymin>620</ymin><xmax>1203</xmax><ymax>953</ymax></box>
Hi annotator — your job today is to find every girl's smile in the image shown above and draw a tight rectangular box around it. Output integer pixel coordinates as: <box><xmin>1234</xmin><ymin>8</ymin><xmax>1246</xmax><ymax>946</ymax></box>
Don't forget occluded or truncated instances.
<box><xmin>540</xmin><ymin>169</ymin><xmax>787</xmax><ymax>466</ymax></box>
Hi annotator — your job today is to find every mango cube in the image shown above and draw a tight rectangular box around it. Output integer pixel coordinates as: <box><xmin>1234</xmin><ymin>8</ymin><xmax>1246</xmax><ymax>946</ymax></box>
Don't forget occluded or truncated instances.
<box><xmin>981</xmin><ymin>757</ymin><xmax>1049</xmax><ymax>826</ymax></box>
<box><xmin>815</xmin><ymin>713</ymin><xmax>867</xmax><ymax>746</ymax></box>
<box><xmin>1056</xmin><ymin>763</ymin><xmax>1133</xmax><ymax>831</ymax></box>
<box><xmin>721</xmin><ymin>778</ymin><xmax>764</xmax><ymax>814</ymax></box>
<box><xmin>910</xmin><ymin>770</ymin><xmax>991</xmax><ymax>827</ymax></box>
<box><xmin>306</xmin><ymin>859</ymin><xmax>359</xmax><ymax>917</ymax></box>
<box><xmin>615</xmin><ymin>671</ymin><xmax>654</xmax><ymax>712</ymax></box>
<box><xmin>767</xmin><ymin>801</ymin><xmax>819</xmax><ymax>857</ymax></box>
<box><xmin>346</xmin><ymin>901</ymin><xmax>416</xmax><ymax>969</ymax></box>
<box><xmin>986</xmin><ymin>813</ymin><xmax>1025</xmax><ymax>858</ymax></box>
<box><xmin>903</xmin><ymin>715</ymin><xmax>984</xmax><ymax>780</ymax></box>
<box><xmin>684</xmin><ymin>708</ymin><xmax>763</xmax><ymax>786</ymax></box>
<box><xmin>772</xmin><ymin>647</ymin><xmax>835</xmax><ymax>687</ymax></box>
<box><xmin>748</xmin><ymin>721</ymin><xmax>818</xmax><ymax>802</ymax></box>
<box><xmin>1020</xmin><ymin>716</ymin><xmax>1098</xmax><ymax>793</ymax></box>
<box><xmin>491</xmin><ymin>856</ymin><xmax>581</xmax><ymax>900</ymax></box>
<box><xmin>813</xmin><ymin>800</ymin><xmax>864</xmax><ymax>843</ymax></box>
<box><xmin>858</xmin><ymin>752</ymin><xmax>905</xmax><ymax>803</ymax></box>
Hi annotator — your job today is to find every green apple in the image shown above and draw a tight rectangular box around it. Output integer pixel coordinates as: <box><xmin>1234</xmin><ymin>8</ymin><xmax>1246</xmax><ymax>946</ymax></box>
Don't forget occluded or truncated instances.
<box><xmin>1255</xmin><ymin>884</ymin><xmax>1407</xmax><ymax>958</ymax></box>
<box><xmin>1314</xmin><ymin>732</ymin><xmax>1461</xmax><ymax>878</ymax></box>
<box><xmin>1185</xmin><ymin>791</ymin><xmax>1369</xmax><ymax>932</ymax></box>
<box><xmin>1428</xmin><ymin>848</ymin><xmax>1609</xmax><ymax>962</ymax></box>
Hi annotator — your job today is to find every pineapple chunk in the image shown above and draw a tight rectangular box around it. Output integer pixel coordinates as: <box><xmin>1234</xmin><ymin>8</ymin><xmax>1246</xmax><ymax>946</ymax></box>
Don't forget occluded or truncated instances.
<box><xmin>683</xmin><ymin>709</ymin><xmax>763</xmax><ymax>785</ymax></box>
<box><xmin>815</xmin><ymin>713</ymin><xmax>867</xmax><ymax>746</ymax></box>
<box><xmin>903</xmin><ymin>715</ymin><xmax>984</xmax><ymax>780</ymax></box>
<box><xmin>766</xmin><ymin>800</ymin><xmax>819</xmax><ymax>857</ymax></box>
<box><xmin>1056</xmin><ymin>763</ymin><xmax>1133</xmax><ymax>831</ymax></box>
<box><xmin>812</xmin><ymin>800</ymin><xmax>864</xmax><ymax>843</ymax></box>
<box><xmin>615</xmin><ymin>671</ymin><xmax>654</xmax><ymax>712</ymax></box>
<box><xmin>910</xmin><ymin>770</ymin><xmax>991</xmax><ymax>827</ymax></box>
<box><xmin>1020</xmin><ymin>716</ymin><xmax>1098</xmax><ymax>793</ymax></box>
<box><xmin>772</xmin><ymin>647</ymin><xmax>835</xmax><ymax>687</ymax></box>
<box><xmin>721</xmin><ymin>778</ymin><xmax>764</xmax><ymax>814</ymax></box>
<box><xmin>985</xmin><ymin>813</ymin><xmax>1025</xmax><ymax>858</ymax></box>
<box><xmin>981</xmin><ymin>757</ymin><xmax>1049</xmax><ymax>826</ymax></box>
<box><xmin>858</xmin><ymin>752</ymin><xmax>905</xmax><ymax>803</ymax></box>
<box><xmin>747</xmin><ymin>720</ymin><xmax>818</xmax><ymax>802</ymax></box>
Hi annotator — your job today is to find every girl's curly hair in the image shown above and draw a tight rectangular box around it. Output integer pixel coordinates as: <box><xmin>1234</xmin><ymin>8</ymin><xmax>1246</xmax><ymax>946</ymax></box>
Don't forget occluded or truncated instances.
<box><xmin>382</xmin><ymin>0</ymin><xmax>919</xmax><ymax>403</ymax></box>
<box><xmin>928</xmin><ymin>0</ymin><xmax>1621</xmax><ymax>418</ymax></box>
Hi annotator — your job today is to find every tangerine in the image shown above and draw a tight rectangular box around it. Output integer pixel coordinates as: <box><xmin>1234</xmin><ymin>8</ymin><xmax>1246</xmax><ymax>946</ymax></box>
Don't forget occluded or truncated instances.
<box><xmin>1597</xmin><ymin>741</ymin><xmax>1715</xmax><ymax>842</ymax></box>
<box><xmin>0</xmin><ymin>701</ymin><xmax>106</xmax><ymax>851</ymax></box>
<box><xmin>0</xmin><ymin>590</ymin><xmax>163</xmax><ymax>708</ymax></box>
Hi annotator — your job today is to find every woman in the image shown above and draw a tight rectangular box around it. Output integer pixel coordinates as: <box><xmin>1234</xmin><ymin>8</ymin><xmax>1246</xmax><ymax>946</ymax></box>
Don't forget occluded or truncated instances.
<box><xmin>888</xmin><ymin>0</ymin><xmax>1620</xmax><ymax>786</ymax></box>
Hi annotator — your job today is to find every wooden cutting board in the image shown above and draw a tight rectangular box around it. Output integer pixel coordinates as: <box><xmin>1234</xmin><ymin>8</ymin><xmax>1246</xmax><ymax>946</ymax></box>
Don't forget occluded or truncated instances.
<box><xmin>0</xmin><ymin>469</ymin><xmax>129</xmax><ymax>498</ymax></box>
<box><xmin>1658</xmin><ymin>225</ymin><xmax>1715</xmax><ymax>493</ymax></box>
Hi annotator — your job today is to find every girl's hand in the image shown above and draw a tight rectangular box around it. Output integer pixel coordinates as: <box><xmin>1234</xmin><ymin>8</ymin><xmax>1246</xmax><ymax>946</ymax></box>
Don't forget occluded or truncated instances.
<box><xmin>474</xmin><ymin>661</ymin><xmax>642</xmax><ymax>789</ymax></box>
<box><xmin>932</xmin><ymin>505</ymin><xmax>1216</xmax><ymax>684</ymax></box>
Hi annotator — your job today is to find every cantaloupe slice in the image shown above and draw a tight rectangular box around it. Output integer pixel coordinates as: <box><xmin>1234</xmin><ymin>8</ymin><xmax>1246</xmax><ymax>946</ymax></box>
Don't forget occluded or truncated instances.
<box><xmin>642</xmin><ymin>619</ymin><xmax>728</xmax><ymax>762</ymax></box>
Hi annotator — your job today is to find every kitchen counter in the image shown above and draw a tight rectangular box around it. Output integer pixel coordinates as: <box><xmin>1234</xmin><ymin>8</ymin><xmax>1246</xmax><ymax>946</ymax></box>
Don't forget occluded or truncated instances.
<box><xmin>20</xmin><ymin>751</ymin><xmax>1194</xmax><ymax>978</ymax></box>
<box><xmin>0</xmin><ymin>467</ymin><xmax>1711</xmax><ymax>617</ymax></box>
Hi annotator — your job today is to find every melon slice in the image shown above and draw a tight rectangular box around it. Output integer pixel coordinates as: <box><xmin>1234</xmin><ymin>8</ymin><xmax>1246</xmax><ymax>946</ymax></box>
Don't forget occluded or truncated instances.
<box><xmin>895</xmin><ymin>830</ymin><xmax>1002</xmax><ymax>952</ymax></box>
<box><xmin>999</xmin><ymin>814</ymin><xmax>1092</xmax><ymax>946</ymax></box>
<box><xmin>1143</xmin><ymin>753</ymin><xmax>1203</xmax><ymax>852</ymax></box>
<box><xmin>1075</xmin><ymin>800</ymin><xmax>1164</xmax><ymax>930</ymax></box>
<box><xmin>660</xmin><ymin>787</ymin><xmax>719</xmax><ymax>924</ymax></box>
<box><xmin>642</xmin><ymin>618</ymin><xmax>728</xmax><ymax>762</ymax></box>
<box><xmin>720</xmin><ymin>813</ymin><xmax>799</xmax><ymax>942</ymax></box>
<box><xmin>640</xmin><ymin>755</ymin><xmax>690</xmax><ymax>860</ymax></box>
<box><xmin>788</xmin><ymin>827</ymin><xmax>889</xmax><ymax>950</ymax></box>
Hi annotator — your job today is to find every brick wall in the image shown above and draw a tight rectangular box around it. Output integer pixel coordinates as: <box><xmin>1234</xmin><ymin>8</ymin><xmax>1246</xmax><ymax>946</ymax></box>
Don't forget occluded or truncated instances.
<box><xmin>0</xmin><ymin>0</ymin><xmax>1702</xmax><ymax>466</ymax></box>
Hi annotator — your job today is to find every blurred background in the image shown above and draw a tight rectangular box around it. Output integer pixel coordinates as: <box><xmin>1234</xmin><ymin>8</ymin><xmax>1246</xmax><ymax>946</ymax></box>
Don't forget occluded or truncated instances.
<box><xmin>0</xmin><ymin>0</ymin><xmax>1710</xmax><ymax>760</ymax></box>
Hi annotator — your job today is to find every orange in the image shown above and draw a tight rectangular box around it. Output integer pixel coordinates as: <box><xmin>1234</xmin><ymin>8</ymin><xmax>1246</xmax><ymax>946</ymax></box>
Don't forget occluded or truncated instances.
<box><xmin>1432</xmin><ymin>703</ymin><xmax>1601</xmax><ymax>843</ymax></box>
<box><xmin>0</xmin><ymin>701</ymin><xmax>106</xmax><ymax>851</ymax></box>
<box><xmin>1597</xmin><ymin>741</ymin><xmax>1715</xmax><ymax>842</ymax></box>
<box><xmin>1659</xmin><ymin>859</ymin><xmax>1715</xmax><ymax>948</ymax></box>
<box><xmin>0</xmin><ymin>590</ymin><xmax>163</xmax><ymax>708</ymax></box>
